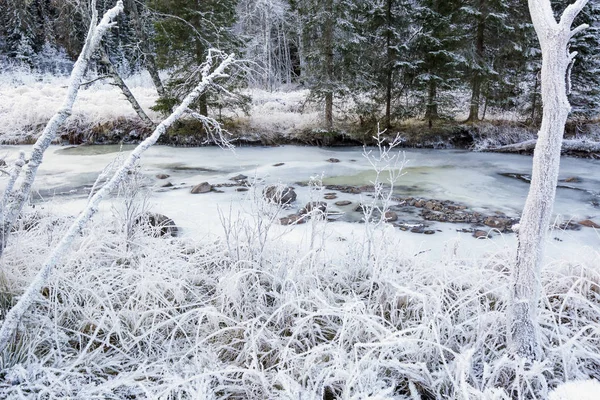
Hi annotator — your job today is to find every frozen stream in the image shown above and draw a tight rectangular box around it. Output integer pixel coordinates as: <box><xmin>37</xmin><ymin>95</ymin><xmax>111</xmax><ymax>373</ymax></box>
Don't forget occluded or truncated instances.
<box><xmin>0</xmin><ymin>144</ymin><xmax>598</xmax><ymax>262</ymax></box>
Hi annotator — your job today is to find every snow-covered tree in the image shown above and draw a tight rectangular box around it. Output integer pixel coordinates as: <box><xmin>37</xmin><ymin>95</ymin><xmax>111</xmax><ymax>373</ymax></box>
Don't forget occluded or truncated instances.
<box><xmin>347</xmin><ymin>0</ymin><xmax>417</xmax><ymax>128</ymax></box>
<box><xmin>0</xmin><ymin>0</ymin><xmax>125</xmax><ymax>258</ymax></box>
<box><xmin>511</xmin><ymin>0</ymin><xmax>590</xmax><ymax>360</ymax></box>
<box><xmin>236</xmin><ymin>0</ymin><xmax>299</xmax><ymax>89</ymax></box>
<box><xmin>151</xmin><ymin>0</ymin><xmax>241</xmax><ymax>116</ymax></box>
<box><xmin>294</xmin><ymin>0</ymin><xmax>358</xmax><ymax>130</ymax></box>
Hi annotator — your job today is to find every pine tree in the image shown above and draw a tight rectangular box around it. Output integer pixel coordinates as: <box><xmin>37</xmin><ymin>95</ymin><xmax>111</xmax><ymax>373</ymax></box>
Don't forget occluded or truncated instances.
<box><xmin>458</xmin><ymin>0</ymin><xmax>529</xmax><ymax>122</ymax></box>
<box><xmin>410</xmin><ymin>0</ymin><xmax>464</xmax><ymax>126</ymax></box>
<box><xmin>347</xmin><ymin>0</ymin><xmax>416</xmax><ymax>129</ymax></box>
<box><xmin>569</xmin><ymin>1</ymin><xmax>600</xmax><ymax>119</ymax></box>
<box><xmin>293</xmin><ymin>0</ymin><xmax>358</xmax><ymax>130</ymax></box>
<box><xmin>150</xmin><ymin>0</ymin><xmax>241</xmax><ymax>116</ymax></box>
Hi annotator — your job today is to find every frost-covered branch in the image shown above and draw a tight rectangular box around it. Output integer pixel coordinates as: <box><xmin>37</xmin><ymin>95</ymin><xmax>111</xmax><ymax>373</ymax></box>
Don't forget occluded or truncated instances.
<box><xmin>559</xmin><ymin>0</ymin><xmax>590</xmax><ymax>29</ymax></box>
<box><xmin>0</xmin><ymin>51</ymin><xmax>236</xmax><ymax>355</ymax></box>
<box><xmin>0</xmin><ymin>0</ymin><xmax>124</xmax><ymax>257</ymax></box>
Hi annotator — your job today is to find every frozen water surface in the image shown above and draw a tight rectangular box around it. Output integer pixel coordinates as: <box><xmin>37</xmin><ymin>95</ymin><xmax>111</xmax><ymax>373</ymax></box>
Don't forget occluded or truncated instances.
<box><xmin>0</xmin><ymin>144</ymin><xmax>598</xmax><ymax>262</ymax></box>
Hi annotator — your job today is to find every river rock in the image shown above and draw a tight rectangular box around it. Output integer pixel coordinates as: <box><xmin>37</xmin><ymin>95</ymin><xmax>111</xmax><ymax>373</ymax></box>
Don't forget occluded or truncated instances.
<box><xmin>160</xmin><ymin>181</ymin><xmax>173</xmax><ymax>188</ymax></box>
<box><xmin>134</xmin><ymin>212</ymin><xmax>178</xmax><ymax>237</ymax></box>
<box><xmin>280</xmin><ymin>214</ymin><xmax>306</xmax><ymax>226</ymax></box>
<box><xmin>563</xmin><ymin>176</ymin><xmax>582</xmax><ymax>183</ymax></box>
<box><xmin>335</xmin><ymin>200</ymin><xmax>352</xmax><ymax>206</ymax></box>
<box><xmin>326</xmin><ymin>158</ymin><xmax>341</xmax><ymax>163</ymax></box>
<box><xmin>299</xmin><ymin>201</ymin><xmax>327</xmax><ymax>216</ymax></box>
<box><xmin>191</xmin><ymin>182</ymin><xmax>212</xmax><ymax>194</ymax></box>
<box><xmin>273</xmin><ymin>162</ymin><xmax>285</xmax><ymax>167</ymax></box>
<box><xmin>484</xmin><ymin>216</ymin><xmax>511</xmax><ymax>230</ymax></box>
<box><xmin>384</xmin><ymin>211</ymin><xmax>398</xmax><ymax>222</ymax></box>
<box><xmin>473</xmin><ymin>230</ymin><xmax>490</xmax><ymax>239</ymax></box>
<box><xmin>230</xmin><ymin>174</ymin><xmax>248</xmax><ymax>181</ymax></box>
<box><xmin>579</xmin><ymin>219</ymin><xmax>600</xmax><ymax>228</ymax></box>
<box><xmin>236</xmin><ymin>187</ymin><xmax>249</xmax><ymax>192</ymax></box>
<box><xmin>424</xmin><ymin>230</ymin><xmax>435</xmax><ymax>235</ymax></box>
<box><xmin>324</xmin><ymin>194</ymin><xmax>337</xmax><ymax>200</ymax></box>
<box><xmin>410</xmin><ymin>226</ymin><xmax>425</xmax><ymax>234</ymax></box>
<box><xmin>263</xmin><ymin>185</ymin><xmax>297</xmax><ymax>204</ymax></box>
<box><xmin>156</xmin><ymin>173</ymin><xmax>170</xmax><ymax>179</ymax></box>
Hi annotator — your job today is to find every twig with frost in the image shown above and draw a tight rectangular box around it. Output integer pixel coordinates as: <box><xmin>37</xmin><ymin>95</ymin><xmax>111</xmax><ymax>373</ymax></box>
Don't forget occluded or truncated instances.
<box><xmin>0</xmin><ymin>0</ymin><xmax>125</xmax><ymax>257</ymax></box>
<box><xmin>360</xmin><ymin>129</ymin><xmax>405</xmax><ymax>260</ymax></box>
<box><xmin>0</xmin><ymin>50</ymin><xmax>236</xmax><ymax>354</ymax></box>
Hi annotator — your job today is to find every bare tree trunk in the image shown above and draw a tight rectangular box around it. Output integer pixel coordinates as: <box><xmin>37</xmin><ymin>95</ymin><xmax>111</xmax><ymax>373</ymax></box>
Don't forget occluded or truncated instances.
<box><xmin>98</xmin><ymin>49</ymin><xmax>154</xmax><ymax>126</ymax></box>
<box><xmin>0</xmin><ymin>51</ymin><xmax>236</xmax><ymax>355</ymax></box>
<box><xmin>0</xmin><ymin>0</ymin><xmax>124</xmax><ymax>259</ymax></box>
<box><xmin>425</xmin><ymin>79</ymin><xmax>438</xmax><ymax>128</ymax></box>
<box><xmin>511</xmin><ymin>0</ymin><xmax>590</xmax><ymax>361</ymax></box>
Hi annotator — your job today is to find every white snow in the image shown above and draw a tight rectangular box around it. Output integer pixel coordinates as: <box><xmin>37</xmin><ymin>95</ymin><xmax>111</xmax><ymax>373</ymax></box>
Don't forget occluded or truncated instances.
<box><xmin>549</xmin><ymin>380</ymin><xmax>600</xmax><ymax>400</ymax></box>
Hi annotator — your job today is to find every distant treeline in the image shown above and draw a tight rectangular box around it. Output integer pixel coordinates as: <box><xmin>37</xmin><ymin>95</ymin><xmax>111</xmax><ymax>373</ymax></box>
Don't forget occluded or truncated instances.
<box><xmin>1</xmin><ymin>0</ymin><xmax>599</xmax><ymax>127</ymax></box>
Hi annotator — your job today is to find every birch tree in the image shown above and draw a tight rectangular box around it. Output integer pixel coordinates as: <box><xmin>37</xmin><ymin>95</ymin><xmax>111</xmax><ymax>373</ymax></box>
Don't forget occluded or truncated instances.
<box><xmin>0</xmin><ymin>50</ymin><xmax>236</xmax><ymax>355</ymax></box>
<box><xmin>510</xmin><ymin>0</ymin><xmax>589</xmax><ymax>360</ymax></box>
<box><xmin>0</xmin><ymin>0</ymin><xmax>124</xmax><ymax>258</ymax></box>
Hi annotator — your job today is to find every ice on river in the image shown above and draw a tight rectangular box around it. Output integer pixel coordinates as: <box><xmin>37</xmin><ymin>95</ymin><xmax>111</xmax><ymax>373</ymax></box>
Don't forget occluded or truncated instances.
<box><xmin>0</xmin><ymin>144</ymin><xmax>598</xmax><ymax>263</ymax></box>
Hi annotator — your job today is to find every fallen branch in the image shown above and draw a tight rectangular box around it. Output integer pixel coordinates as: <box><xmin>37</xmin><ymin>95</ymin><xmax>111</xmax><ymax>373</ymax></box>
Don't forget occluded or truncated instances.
<box><xmin>0</xmin><ymin>50</ymin><xmax>236</xmax><ymax>355</ymax></box>
<box><xmin>485</xmin><ymin>139</ymin><xmax>600</xmax><ymax>154</ymax></box>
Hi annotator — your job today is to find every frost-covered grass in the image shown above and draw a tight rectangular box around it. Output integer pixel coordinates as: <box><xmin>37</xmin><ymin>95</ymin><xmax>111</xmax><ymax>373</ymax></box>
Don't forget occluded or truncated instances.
<box><xmin>0</xmin><ymin>68</ymin><xmax>161</xmax><ymax>144</ymax></box>
<box><xmin>0</xmin><ymin>190</ymin><xmax>599</xmax><ymax>398</ymax></box>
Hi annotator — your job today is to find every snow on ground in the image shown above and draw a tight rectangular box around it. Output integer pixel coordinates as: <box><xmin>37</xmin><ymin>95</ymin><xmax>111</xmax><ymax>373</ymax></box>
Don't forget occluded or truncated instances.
<box><xmin>0</xmin><ymin>144</ymin><xmax>600</xmax><ymax>398</ymax></box>
<box><xmin>0</xmin><ymin>70</ymin><xmax>161</xmax><ymax>143</ymax></box>
<box><xmin>0</xmin><ymin>69</ymin><xmax>326</xmax><ymax>143</ymax></box>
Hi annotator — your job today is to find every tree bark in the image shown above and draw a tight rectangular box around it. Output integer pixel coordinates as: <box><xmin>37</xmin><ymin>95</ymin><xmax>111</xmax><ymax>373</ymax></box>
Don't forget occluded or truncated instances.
<box><xmin>0</xmin><ymin>51</ymin><xmax>236</xmax><ymax>355</ymax></box>
<box><xmin>425</xmin><ymin>79</ymin><xmax>438</xmax><ymax>128</ymax></box>
<box><xmin>511</xmin><ymin>0</ymin><xmax>590</xmax><ymax>361</ymax></box>
<box><xmin>98</xmin><ymin>48</ymin><xmax>154</xmax><ymax>126</ymax></box>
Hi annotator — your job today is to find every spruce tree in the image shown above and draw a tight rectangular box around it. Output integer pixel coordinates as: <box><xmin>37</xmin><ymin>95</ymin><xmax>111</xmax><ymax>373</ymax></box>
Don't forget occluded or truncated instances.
<box><xmin>150</xmin><ymin>0</ymin><xmax>241</xmax><ymax>116</ymax></box>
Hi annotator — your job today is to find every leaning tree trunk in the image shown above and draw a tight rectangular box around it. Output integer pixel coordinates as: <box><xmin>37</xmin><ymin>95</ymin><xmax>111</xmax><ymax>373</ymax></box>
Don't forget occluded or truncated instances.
<box><xmin>511</xmin><ymin>0</ymin><xmax>589</xmax><ymax>360</ymax></box>
<box><xmin>0</xmin><ymin>51</ymin><xmax>236</xmax><ymax>355</ymax></box>
<box><xmin>0</xmin><ymin>0</ymin><xmax>124</xmax><ymax>259</ymax></box>
<box><xmin>98</xmin><ymin>48</ymin><xmax>154</xmax><ymax>126</ymax></box>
